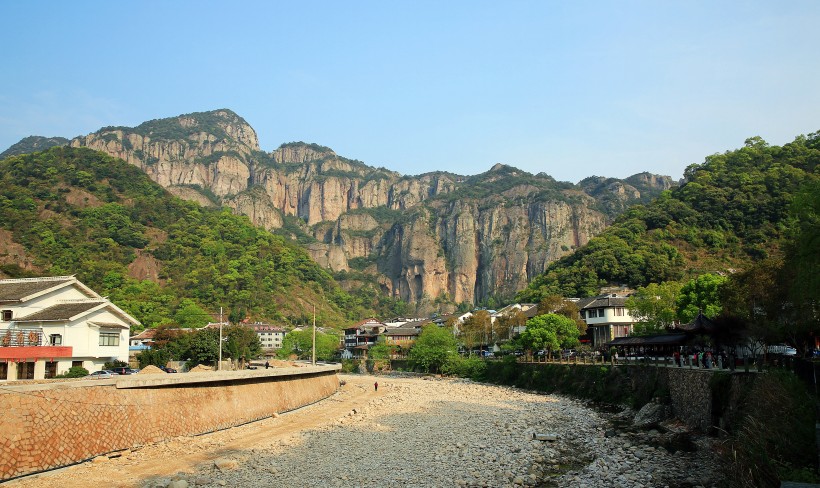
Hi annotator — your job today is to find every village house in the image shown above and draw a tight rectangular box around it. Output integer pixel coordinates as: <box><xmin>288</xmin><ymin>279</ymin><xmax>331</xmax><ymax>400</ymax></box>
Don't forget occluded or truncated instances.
<box><xmin>383</xmin><ymin>325</ymin><xmax>422</xmax><ymax>357</ymax></box>
<box><xmin>577</xmin><ymin>294</ymin><xmax>636</xmax><ymax>349</ymax></box>
<box><xmin>343</xmin><ymin>318</ymin><xmax>387</xmax><ymax>357</ymax></box>
<box><xmin>492</xmin><ymin>303</ymin><xmax>539</xmax><ymax>338</ymax></box>
<box><xmin>0</xmin><ymin>276</ymin><xmax>139</xmax><ymax>380</ymax></box>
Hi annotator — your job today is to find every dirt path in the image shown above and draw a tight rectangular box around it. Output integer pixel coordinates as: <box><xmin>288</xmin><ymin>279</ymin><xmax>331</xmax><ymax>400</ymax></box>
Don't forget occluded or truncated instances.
<box><xmin>9</xmin><ymin>375</ymin><xmax>381</xmax><ymax>488</ymax></box>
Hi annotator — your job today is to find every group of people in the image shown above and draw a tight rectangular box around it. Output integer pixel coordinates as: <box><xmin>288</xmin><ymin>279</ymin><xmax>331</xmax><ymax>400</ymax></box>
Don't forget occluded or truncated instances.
<box><xmin>672</xmin><ymin>350</ymin><xmax>727</xmax><ymax>368</ymax></box>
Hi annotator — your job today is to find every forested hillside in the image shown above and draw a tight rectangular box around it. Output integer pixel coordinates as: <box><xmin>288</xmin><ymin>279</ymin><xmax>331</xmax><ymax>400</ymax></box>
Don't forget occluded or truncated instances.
<box><xmin>0</xmin><ymin>147</ymin><xmax>394</xmax><ymax>330</ymax></box>
<box><xmin>519</xmin><ymin>134</ymin><xmax>820</xmax><ymax>300</ymax></box>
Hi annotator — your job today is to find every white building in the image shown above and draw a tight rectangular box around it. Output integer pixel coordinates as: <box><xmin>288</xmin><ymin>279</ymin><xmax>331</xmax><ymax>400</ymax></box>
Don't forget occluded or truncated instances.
<box><xmin>249</xmin><ymin>324</ymin><xmax>286</xmax><ymax>353</ymax></box>
<box><xmin>0</xmin><ymin>276</ymin><xmax>139</xmax><ymax>380</ymax></box>
<box><xmin>578</xmin><ymin>294</ymin><xmax>636</xmax><ymax>348</ymax></box>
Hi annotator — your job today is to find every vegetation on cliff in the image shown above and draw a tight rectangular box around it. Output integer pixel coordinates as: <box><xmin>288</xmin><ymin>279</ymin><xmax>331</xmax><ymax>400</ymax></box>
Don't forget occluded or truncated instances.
<box><xmin>519</xmin><ymin>133</ymin><xmax>820</xmax><ymax>300</ymax></box>
<box><xmin>0</xmin><ymin>146</ymin><xmax>387</xmax><ymax>330</ymax></box>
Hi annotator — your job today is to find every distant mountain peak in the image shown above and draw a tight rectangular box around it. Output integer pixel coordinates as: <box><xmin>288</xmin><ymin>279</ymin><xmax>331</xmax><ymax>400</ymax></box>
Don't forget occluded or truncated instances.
<box><xmin>0</xmin><ymin>136</ymin><xmax>69</xmax><ymax>159</ymax></box>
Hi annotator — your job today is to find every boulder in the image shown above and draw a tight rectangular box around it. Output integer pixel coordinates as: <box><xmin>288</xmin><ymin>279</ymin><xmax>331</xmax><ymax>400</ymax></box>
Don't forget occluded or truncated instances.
<box><xmin>633</xmin><ymin>401</ymin><xmax>670</xmax><ymax>428</ymax></box>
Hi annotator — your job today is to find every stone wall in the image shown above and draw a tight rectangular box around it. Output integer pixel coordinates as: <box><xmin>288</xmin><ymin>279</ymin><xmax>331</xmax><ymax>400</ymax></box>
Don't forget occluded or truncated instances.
<box><xmin>0</xmin><ymin>365</ymin><xmax>340</xmax><ymax>481</ymax></box>
<box><xmin>666</xmin><ymin>368</ymin><xmax>714</xmax><ymax>431</ymax></box>
<box><xmin>481</xmin><ymin>360</ymin><xmax>758</xmax><ymax>433</ymax></box>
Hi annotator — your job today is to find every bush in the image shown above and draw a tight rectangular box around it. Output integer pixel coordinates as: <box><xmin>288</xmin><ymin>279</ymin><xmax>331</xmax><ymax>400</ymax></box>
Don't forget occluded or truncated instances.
<box><xmin>340</xmin><ymin>359</ymin><xmax>358</xmax><ymax>373</ymax></box>
<box><xmin>443</xmin><ymin>355</ymin><xmax>487</xmax><ymax>380</ymax></box>
<box><xmin>56</xmin><ymin>366</ymin><xmax>89</xmax><ymax>378</ymax></box>
<box><xmin>104</xmin><ymin>359</ymin><xmax>128</xmax><ymax>370</ymax></box>
<box><xmin>725</xmin><ymin>370</ymin><xmax>819</xmax><ymax>488</ymax></box>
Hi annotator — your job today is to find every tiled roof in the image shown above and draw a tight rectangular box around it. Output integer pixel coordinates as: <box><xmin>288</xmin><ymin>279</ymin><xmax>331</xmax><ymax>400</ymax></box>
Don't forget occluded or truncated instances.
<box><xmin>353</xmin><ymin>318</ymin><xmax>386</xmax><ymax>327</ymax></box>
<box><xmin>130</xmin><ymin>329</ymin><xmax>157</xmax><ymax>340</ymax></box>
<box><xmin>250</xmin><ymin>324</ymin><xmax>285</xmax><ymax>332</ymax></box>
<box><xmin>384</xmin><ymin>327</ymin><xmax>421</xmax><ymax>336</ymax></box>
<box><xmin>0</xmin><ymin>277</ymin><xmax>75</xmax><ymax>302</ymax></box>
<box><xmin>88</xmin><ymin>321</ymin><xmax>129</xmax><ymax>330</ymax></box>
<box><xmin>579</xmin><ymin>296</ymin><xmax>628</xmax><ymax>310</ymax></box>
<box><xmin>15</xmin><ymin>301</ymin><xmax>104</xmax><ymax>322</ymax></box>
<box><xmin>607</xmin><ymin>333</ymin><xmax>688</xmax><ymax>346</ymax></box>
<box><xmin>675</xmin><ymin>313</ymin><xmax>717</xmax><ymax>333</ymax></box>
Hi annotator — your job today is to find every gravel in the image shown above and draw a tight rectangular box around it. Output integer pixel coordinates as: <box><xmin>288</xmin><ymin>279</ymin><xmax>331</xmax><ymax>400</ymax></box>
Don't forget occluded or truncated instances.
<box><xmin>161</xmin><ymin>375</ymin><xmax>724</xmax><ymax>488</ymax></box>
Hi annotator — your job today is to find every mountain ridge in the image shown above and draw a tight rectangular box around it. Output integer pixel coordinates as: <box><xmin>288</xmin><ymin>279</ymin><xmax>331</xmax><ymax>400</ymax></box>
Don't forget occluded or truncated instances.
<box><xmin>3</xmin><ymin>109</ymin><xmax>675</xmax><ymax>311</ymax></box>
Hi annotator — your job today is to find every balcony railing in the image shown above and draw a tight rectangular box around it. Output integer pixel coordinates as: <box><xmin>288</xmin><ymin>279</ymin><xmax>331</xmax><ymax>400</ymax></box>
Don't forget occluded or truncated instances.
<box><xmin>0</xmin><ymin>328</ymin><xmax>43</xmax><ymax>347</ymax></box>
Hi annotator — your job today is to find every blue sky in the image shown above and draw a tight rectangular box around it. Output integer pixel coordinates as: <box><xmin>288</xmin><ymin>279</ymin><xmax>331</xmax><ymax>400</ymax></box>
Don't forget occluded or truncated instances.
<box><xmin>1</xmin><ymin>1</ymin><xmax>818</xmax><ymax>182</ymax></box>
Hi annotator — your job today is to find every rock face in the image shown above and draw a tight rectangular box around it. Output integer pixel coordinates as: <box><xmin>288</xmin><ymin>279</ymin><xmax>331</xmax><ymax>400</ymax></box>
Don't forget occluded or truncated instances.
<box><xmin>65</xmin><ymin>109</ymin><xmax>672</xmax><ymax>306</ymax></box>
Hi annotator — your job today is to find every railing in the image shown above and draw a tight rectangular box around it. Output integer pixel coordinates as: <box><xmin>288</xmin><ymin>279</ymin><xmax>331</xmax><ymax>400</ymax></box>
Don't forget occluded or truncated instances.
<box><xmin>520</xmin><ymin>352</ymin><xmax>809</xmax><ymax>374</ymax></box>
<box><xmin>0</xmin><ymin>328</ymin><xmax>43</xmax><ymax>347</ymax></box>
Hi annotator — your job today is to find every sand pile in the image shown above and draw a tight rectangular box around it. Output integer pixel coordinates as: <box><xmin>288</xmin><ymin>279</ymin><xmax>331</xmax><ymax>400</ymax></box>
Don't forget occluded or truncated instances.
<box><xmin>137</xmin><ymin>365</ymin><xmax>166</xmax><ymax>374</ymax></box>
<box><xmin>189</xmin><ymin>364</ymin><xmax>213</xmax><ymax>372</ymax></box>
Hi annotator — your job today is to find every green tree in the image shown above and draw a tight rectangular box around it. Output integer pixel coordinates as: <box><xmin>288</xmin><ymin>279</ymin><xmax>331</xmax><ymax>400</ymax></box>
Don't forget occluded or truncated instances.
<box><xmin>495</xmin><ymin>309</ymin><xmax>527</xmax><ymax>340</ymax></box>
<box><xmin>222</xmin><ymin>324</ymin><xmax>262</xmax><ymax>363</ymax></box>
<box><xmin>459</xmin><ymin>310</ymin><xmax>492</xmax><ymax>354</ymax></box>
<box><xmin>184</xmin><ymin>327</ymin><xmax>221</xmax><ymax>367</ymax></box>
<box><xmin>368</xmin><ymin>335</ymin><xmax>393</xmax><ymax>360</ymax></box>
<box><xmin>277</xmin><ymin>329</ymin><xmax>339</xmax><ymax>361</ymax></box>
<box><xmin>520</xmin><ymin>313</ymin><xmax>581</xmax><ymax>357</ymax></box>
<box><xmin>677</xmin><ymin>274</ymin><xmax>728</xmax><ymax>323</ymax></box>
<box><xmin>626</xmin><ymin>281</ymin><xmax>683</xmax><ymax>335</ymax></box>
<box><xmin>408</xmin><ymin>324</ymin><xmax>459</xmax><ymax>373</ymax></box>
<box><xmin>137</xmin><ymin>348</ymin><xmax>172</xmax><ymax>368</ymax></box>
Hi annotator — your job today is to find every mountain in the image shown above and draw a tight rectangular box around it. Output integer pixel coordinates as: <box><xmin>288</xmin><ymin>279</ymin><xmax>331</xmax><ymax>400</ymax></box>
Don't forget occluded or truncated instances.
<box><xmin>518</xmin><ymin>134</ymin><xmax>820</xmax><ymax>300</ymax></box>
<box><xmin>0</xmin><ymin>136</ymin><xmax>69</xmax><ymax>158</ymax></box>
<box><xmin>0</xmin><ymin>146</ymin><xmax>378</xmax><ymax>329</ymax></box>
<box><xmin>6</xmin><ymin>109</ymin><xmax>672</xmax><ymax>311</ymax></box>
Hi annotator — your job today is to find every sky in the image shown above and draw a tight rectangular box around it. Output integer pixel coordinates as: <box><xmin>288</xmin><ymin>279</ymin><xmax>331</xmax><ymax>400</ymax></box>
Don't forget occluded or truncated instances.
<box><xmin>1</xmin><ymin>1</ymin><xmax>819</xmax><ymax>183</ymax></box>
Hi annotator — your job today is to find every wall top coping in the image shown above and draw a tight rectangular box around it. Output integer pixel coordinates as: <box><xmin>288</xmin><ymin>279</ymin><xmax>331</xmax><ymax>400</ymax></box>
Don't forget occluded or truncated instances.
<box><xmin>0</xmin><ymin>363</ymin><xmax>341</xmax><ymax>394</ymax></box>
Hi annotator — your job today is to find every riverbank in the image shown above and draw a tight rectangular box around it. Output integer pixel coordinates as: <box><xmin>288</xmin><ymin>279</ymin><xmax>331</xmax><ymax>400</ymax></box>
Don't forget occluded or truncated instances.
<box><xmin>9</xmin><ymin>374</ymin><xmax>725</xmax><ymax>488</ymax></box>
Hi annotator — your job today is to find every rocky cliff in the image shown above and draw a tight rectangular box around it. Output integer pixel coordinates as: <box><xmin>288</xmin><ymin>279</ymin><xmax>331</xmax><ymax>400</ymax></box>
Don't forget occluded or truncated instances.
<box><xmin>59</xmin><ymin>109</ymin><xmax>671</xmax><ymax>308</ymax></box>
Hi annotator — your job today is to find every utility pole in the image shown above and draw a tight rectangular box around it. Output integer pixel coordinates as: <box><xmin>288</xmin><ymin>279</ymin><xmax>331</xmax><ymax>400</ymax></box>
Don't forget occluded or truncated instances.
<box><xmin>218</xmin><ymin>306</ymin><xmax>223</xmax><ymax>371</ymax></box>
<box><xmin>312</xmin><ymin>304</ymin><xmax>316</xmax><ymax>365</ymax></box>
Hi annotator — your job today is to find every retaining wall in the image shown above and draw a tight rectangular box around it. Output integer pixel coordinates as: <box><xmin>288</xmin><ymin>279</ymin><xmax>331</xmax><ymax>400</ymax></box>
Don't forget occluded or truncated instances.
<box><xmin>481</xmin><ymin>360</ymin><xmax>758</xmax><ymax>433</ymax></box>
<box><xmin>0</xmin><ymin>364</ymin><xmax>340</xmax><ymax>481</ymax></box>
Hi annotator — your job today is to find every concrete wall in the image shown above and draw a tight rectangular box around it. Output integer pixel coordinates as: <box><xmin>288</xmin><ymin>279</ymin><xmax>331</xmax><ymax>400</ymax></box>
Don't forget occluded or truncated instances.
<box><xmin>0</xmin><ymin>364</ymin><xmax>340</xmax><ymax>481</ymax></box>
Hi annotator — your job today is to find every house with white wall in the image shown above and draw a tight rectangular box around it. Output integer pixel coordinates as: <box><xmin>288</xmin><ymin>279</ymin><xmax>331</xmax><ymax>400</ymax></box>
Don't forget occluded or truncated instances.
<box><xmin>249</xmin><ymin>324</ymin><xmax>286</xmax><ymax>355</ymax></box>
<box><xmin>0</xmin><ymin>276</ymin><xmax>139</xmax><ymax>381</ymax></box>
<box><xmin>578</xmin><ymin>294</ymin><xmax>636</xmax><ymax>349</ymax></box>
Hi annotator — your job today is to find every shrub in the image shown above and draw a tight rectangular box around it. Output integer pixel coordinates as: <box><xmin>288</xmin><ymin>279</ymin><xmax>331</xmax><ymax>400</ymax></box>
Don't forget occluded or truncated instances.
<box><xmin>56</xmin><ymin>366</ymin><xmax>89</xmax><ymax>378</ymax></box>
<box><xmin>725</xmin><ymin>370</ymin><xmax>818</xmax><ymax>488</ymax></box>
<box><xmin>104</xmin><ymin>359</ymin><xmax>128</xmax><ymax>370</ymax></box>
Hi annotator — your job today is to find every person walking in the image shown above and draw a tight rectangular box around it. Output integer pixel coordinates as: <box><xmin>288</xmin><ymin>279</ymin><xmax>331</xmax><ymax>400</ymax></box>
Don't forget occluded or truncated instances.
<box><xmin>374</xmin><ymin>381</ymin><xmax>379</xmax><ymax>392</ymax></box>
<box><xmin>265</xmin><ymin>361</ymin><xmax>270</xmax><ymax>369</ymax></box>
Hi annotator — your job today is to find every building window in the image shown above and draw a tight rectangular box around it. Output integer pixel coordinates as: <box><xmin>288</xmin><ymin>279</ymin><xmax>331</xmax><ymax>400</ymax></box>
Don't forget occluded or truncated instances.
<box><xmin>99</xmin><ymin>332</ymin><xmax>120</xmax><ymax>346</ymax></box>
<box><xmin>587</xmin><ymin>309</ymin><xmax>597</xmax><ymax>318</ymax></box>
<box><xmin>1</xmin><ymin>310</ymin><xmax>11</xmax><ymax>321</ymax></box>
<box><xmin>614</xmin><ymin>307</ymin><xmax>625</xmax><ymax>316</ymax></box>
<box><xmin>50</xmin><ymin>334</ymin><xmax>63</xmax><ymax>346</ymax></box>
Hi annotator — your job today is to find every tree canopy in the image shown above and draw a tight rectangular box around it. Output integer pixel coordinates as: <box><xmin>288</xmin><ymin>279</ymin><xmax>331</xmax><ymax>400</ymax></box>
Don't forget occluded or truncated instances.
<box><xmin>519</xmin><ymin>313</ymin><xmax>581</xmax><ymax>355</ymax></box>
<box><xmin>625</xmin><ymin>281</ymin><xmax>683</xmax><ymax>335</ymax></box>
<box><xmin>277</xmin><ymin>329</ymin><xmax>339</xmax><ymax>361</ymax></box>
<box><xmin>408</xmin><ymin>324</ymin><xmax>459</xmax><ymax>373</ymax></box>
